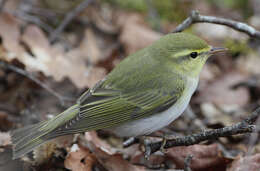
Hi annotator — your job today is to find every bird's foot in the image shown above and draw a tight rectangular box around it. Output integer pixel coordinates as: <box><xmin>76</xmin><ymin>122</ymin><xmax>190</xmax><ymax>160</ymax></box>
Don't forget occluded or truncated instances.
<box><xmin>159</xmin><ymin>134</ymin><xmax>177</xmax><ymax>154</ymax></box>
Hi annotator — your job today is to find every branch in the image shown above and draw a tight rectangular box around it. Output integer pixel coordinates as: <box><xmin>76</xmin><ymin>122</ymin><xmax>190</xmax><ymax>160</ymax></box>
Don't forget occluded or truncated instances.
<box><xmin>144</xmin><ymin>107</ymin><xmax>260</xmax><ymax>156</ymax></box>
<box><xmin>49</xmin><ymin>0</ymin><xmax>95</xmax><ymax>43</ymax></box>
<box><xmin>173</xmin><ymin>10</ymin><xmax>260</xmax><ymax>39</ymax></box>
<box><xmin>0</xmin><ymin>61</ymin><xmax>74</xmax><ymax>106</ymax></box>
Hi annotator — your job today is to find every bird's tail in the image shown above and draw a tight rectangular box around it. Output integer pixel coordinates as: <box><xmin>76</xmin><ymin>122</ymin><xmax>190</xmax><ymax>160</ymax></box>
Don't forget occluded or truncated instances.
<box><xmin>11</xmin><ymin>104</ymin><xmax>79</xmax><ymax>159</ymax></box>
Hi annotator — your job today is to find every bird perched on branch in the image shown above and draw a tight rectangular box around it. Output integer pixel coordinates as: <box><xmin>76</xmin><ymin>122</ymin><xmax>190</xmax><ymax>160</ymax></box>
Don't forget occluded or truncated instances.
<box><xmin>11</xmin><ymin>33</ymin><xmax>226</xmax><ymax>159</ymax></box>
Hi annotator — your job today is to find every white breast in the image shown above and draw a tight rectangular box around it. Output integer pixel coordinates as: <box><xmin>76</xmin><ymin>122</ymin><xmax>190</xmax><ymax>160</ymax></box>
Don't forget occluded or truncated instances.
<box><xmin>108</xmin><ymin>77</ymin><xmax>199</xmax><ymax>137</ymax></box>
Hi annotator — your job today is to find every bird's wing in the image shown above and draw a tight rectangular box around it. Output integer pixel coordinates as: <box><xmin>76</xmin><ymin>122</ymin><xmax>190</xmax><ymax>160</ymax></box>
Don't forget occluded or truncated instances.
<box><xmin>50</xmin><ymin>76</ymin><xmax>184</xmax><ymax>136</ymax></box>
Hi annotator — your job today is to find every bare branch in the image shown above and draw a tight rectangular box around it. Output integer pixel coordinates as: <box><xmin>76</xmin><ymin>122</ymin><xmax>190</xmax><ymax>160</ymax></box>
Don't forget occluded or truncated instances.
<box><xmin>173</xmin><ymin>10</ymin><xmax>260</xmax><ymax>39</ymax></box>
<box><xmin>144</xmin><ymin>107</ymin><xmax>260</xmax><ymax>156</ymax></box>
<box><xmin>49</xmin><ymin>0</ymin><xmax>95</xmax><ymax>43</ymax></box>
<box><xmin>0</xmin><ymin>61</ymin><xmax>74</xmax><ymax>106</ymax></box>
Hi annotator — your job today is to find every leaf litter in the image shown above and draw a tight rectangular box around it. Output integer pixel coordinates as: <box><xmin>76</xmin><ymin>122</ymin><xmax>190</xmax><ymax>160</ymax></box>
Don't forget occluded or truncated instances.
<box><xmin>0</xmin><ymin>0</ymin><xmax>259</xmax><ymax>170</ymax></box>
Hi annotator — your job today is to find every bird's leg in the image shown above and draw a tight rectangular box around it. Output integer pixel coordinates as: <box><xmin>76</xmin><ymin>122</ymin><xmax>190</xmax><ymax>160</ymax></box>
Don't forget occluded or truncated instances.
<box><xmin>144</xmin><ymin>133</ymin><xmax>177</xmax><ymax>156</ymax></box>
<box><xmin>159</xmin><ymin>134</ymin><xmax>177</xmax><ymax>153</ymax></box>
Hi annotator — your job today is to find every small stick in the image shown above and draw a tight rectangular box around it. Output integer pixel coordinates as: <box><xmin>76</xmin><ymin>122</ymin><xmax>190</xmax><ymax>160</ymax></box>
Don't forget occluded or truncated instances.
<box><xmin>123</xmin><ymin>137</ymin><xmax>139</xmax><ymax>148</ymax></box>
<box><xmin>0</xmin><ymin>61</ymin><xmax>74</xmax><ymax>106</ymax></box>
<box><xmin>184</xmin><ymin>155</ymin><xmax>193</xmax><ymax>171</ymax></box>
<box><xmin>49</xmin><ymin>0</ymin><xmax>95</xmax><ymax>43</ymax></box>
<box><xmin>173</xmin><ymin>10</ymin><xmax>260</xmax><ymax>39</ymax></box>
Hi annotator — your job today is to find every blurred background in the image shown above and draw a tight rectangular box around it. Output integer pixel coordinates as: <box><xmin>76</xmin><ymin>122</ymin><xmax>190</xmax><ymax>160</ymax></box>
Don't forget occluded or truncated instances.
<box><xmin>0</xmin><ymin>0</ymin><xmax>259</xmax><ymax>170</ymax></box>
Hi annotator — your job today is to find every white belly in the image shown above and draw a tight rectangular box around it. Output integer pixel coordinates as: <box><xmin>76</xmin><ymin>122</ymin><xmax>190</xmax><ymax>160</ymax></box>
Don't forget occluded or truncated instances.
<box><xmin>108</xmin><ymin>77</ymin><xmax>199</xmax><ymax>137</ymax></box>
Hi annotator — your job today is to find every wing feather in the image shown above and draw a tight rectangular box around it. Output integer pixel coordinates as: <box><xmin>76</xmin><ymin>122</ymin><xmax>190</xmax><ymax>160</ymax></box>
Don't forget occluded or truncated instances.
<box><xmin>49</xmin><ymin>75</ymin><xmax>185</xmax><ymax>136</ymax></box>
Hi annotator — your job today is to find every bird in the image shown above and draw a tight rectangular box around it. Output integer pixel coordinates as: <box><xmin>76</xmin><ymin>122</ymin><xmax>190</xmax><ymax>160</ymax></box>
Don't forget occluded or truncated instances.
<box><xmin>11</xmin><ymin>32</ymin><xmax>226</xmax><ymax>159</ymax></box>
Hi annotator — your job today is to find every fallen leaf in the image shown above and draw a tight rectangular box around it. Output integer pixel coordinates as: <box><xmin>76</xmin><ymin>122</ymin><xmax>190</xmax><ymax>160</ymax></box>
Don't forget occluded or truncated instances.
<box><xmin>117</xmin><ymin>12</ymin><xmax>162</xmax><ymax>54</ymax></box>
<box><xmin>80</xmin><ymin>28</ymin><xmax>102</xmax><ymax>64</ymax></box>
<box><xmin>33</xmin><ymin>141</ymin><xmax>57</xmax><ymax>164</ymax></box>
<box><xmin>0</xmin><ymin>12</ymin><xmax>106</xmax><ymax>88</ymax></box>
<box><xmin>166</xmin><ymin>144</ymin><xmax>231</xmax><ymax>170</ymax></box>
<box><xmin>64</xmin><ymin>144</ymin><xmax>96</xmax><ymax>171</ymax></box>
<box><xmin>93</xmin><ymin>148</ymin><xmax>145</xmax><ymax>171</ymax></box>
<box><xmin>227</xmin><ymin>154</ymin><xmax>260</xmax><ymax>171</ymax></box>
<box><xmin>84</xmin><ymin>132</ymin><xmax>145</xmax><ymax>171</ymax></box>
<box><xmin>201</xmin><ymin>103</ymin><xmax>237</xmax><ymax>126</ymax></box>
<box><xmin>196</xmin><ymin>71</ymin><xmax>250</xmax><ymax>107</ymax></box>
<box><xmin>85</xmin><ymin>131</ymin><xmax>116</xmax><ymax>155</ymax></box>
<box><xmin>0</xmin><ymin>111</ymin><xmax>13</xmax><ymax>131</ymax></box>
<box><xmin>0</xmin><ymin>13</ymin><xmax>23</xmax><ymax>58</ymax></box>
<box><xmin>237</xmin><ymin>53</ymin><xmax>260</xmax><ymax>75</ymax></box>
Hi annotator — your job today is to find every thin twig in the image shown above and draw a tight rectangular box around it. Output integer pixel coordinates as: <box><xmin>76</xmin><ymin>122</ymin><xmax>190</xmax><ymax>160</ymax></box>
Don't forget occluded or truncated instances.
<box><xmin>123</xmin><ymin>137</ymin><xmax>139</xmax><ymax>147</ymax></box>
<box><xmin>184</xmin><ymin>155</ymin><xmax>193</xmax><ymax>171</ymax></box>
<box><xmin>49</xmin><ymin>0</ymin><xmax>95</xmax><ymax>43</ymax></box>
<box><xmin>173</xmin><ymin>10</ymin><xmax>260</xmax><ymax>39</ymax></box>
<box><xmin>13</xmin><ymin>10</ymin><xmax>54</xmax><ymax>33</ymax></box>
<box><xmin>144</xmin><ymin>107</ymin><xmax>260</xmax><ymax>156</ymax></box>
<box><xmin>0</xmin><ymin>61</ymin><xmax>74</xmax><ymax>106</ymax></box>
<box><xmin>11</xmin><ymin>10</ymin><xmax>72</xmax><ymax>50</ymax></box>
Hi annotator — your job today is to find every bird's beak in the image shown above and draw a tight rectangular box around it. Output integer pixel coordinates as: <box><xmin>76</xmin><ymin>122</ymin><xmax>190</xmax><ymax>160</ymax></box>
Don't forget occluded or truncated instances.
<box><xmin>209</xmin><ymin>47</ymin><xmax>228</xmax><ymax>54</ymax></box>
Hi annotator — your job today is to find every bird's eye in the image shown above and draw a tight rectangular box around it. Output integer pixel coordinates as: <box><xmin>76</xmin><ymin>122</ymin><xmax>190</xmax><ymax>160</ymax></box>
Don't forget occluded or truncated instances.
<box><xmin>190</xmin><ymin>52</ymin><xmax>198</xmax><ymax>59</ymax></box>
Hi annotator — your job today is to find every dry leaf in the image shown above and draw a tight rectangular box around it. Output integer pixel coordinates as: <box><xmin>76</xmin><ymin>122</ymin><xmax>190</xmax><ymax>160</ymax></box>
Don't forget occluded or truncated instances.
<box><xmin>65</xmin><ymin>144</ymin><xmax>96</xmax><ymax>171</ymax></box>
<box><xmin>117</xmin><ymin>12</ymin><xmax>162</xmax><ymax>54</ymax></box>
<box><xmin>237</xmin><ymin>53</ymin><xmax>260</xmax><ymax>75</ymax></box>
<box><xmin>92</xmin><ymin>147</ymin><xmax>145</xmax><ymax>171</ymax></box>
<box><xmin>166</xmin><ymin>144</ymin><xmax>231</xmax><ymax>170</ymax></box>
<box><xmin>84</xmin><ymin>132</ymin><xmax>145</xmax><ymax>171</ymax></box>
<box><xmin>0</xmin><ymin>12</ymin><xmax>105</xmax><ymax>88</ymax></box>
<box><xmin>33</xmin><ymin>141</ymin><xmax>57</xmax><ymax>164</ymax></box>
<box><xmin>0</xmin><ymin>13</ymin><xmax>23</xmax><ymax>57</ymax></box>
<box><xmin>0</xmin><ymin>111</ymin><xmax>13</xmax><ymax>131</ymax></box>
<box><xmin>201</xmin><ymin>103</ymin><xmax>236</xmax><ymax>126</ymax></box>
<box><xmin>227</xmin><ymin>154</ymin><xmax>260</xmax><ymax>171</ymax></box>
<box><xmin>80</xmin><ymin>28</ymin><xmax>101</xmax><ymax>64</ymax></box>
<box><xmin>196</xmin><ymin>71</ymin><xmax>250</xmax><ymax>106</ymax></box>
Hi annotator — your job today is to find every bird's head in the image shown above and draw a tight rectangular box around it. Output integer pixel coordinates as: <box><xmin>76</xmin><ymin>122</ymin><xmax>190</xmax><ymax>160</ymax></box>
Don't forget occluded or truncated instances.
<box><xmin>152</xmin><ymin>33</ymin><xmax>227</xmax><ymax>78</ymax></box>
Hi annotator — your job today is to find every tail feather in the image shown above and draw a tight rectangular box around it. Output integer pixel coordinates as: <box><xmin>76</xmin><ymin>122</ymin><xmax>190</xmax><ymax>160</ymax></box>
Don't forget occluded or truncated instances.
<box><xmin>11</xmin><ymin>105</ymin><xmax>79</xmax><ymax>159</ymax></box>
<box><xmin>11</xmin><ymin>121</ymin><xmax>46</xmax><ymax>144</ymax></box>
<box><xmin>11</xmin><ymin>123</ymin><xmax>50</xmax><ymax>159</ymax></box>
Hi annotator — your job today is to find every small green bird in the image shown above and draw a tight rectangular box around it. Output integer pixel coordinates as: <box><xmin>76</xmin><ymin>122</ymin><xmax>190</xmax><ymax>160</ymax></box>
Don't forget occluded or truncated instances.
<box><xmin>11</xmin><ymin>33</ymin><xmax>226</xmax><ymax>159</ymax></box>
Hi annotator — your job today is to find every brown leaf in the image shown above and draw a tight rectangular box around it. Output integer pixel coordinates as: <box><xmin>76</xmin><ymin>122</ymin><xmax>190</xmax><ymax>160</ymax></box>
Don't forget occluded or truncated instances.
<box><xmin>0</xmin><ymin>12</ymin><xmax>23</xmax><ymax>58</ymax></box>
<box><xmin>0</xmin><ymin>12</ymin><xmax>105</xmax><ymax>88</ymax></box>
<box><xmin>85</xmin><ymin>131</ymin><xmax>116</xmax><ymax>154</ymax></box>
<box><xmin>237</xmin><ymin>53</ymin><xmax>260</xmax><ymax>75</ymax></box>
<box><xmin>166</xmin><ymin>144</ymin><xmax>231</xmax><ymax>170</ymax></box>
<box><xmin>117</xmin><ymin>12</ymin><xmax>162</xmax><ymax>54</ymax></box>
<box><xmin>196</xmin><ymin>71</ymin><xmax>250</xmax><ymax>106</ymax></box>
<box><xmin>0</xmin><ymin>111</ymin><xmax>13</xmax><ymax>131</ymax></box>
<box><xmin>92</xmin><ymin>148</ymin><xmax>145</xmax><ymax>171</ymax></box>
<box><xmin>79</xmin><ymin>28</ymin><xmax>101</xmax><ymax>64</ymax></box>
<box><xmin>64</xmin><ymin>144</ymin><xmax>96</xmax><ymax>171</ymax></box>
<box><xmin>84</xmin><ymin>132</ymin><xmax>145</xmax><ymax>171</ymax></box>
<box><xmin>227</xmin><ymin>154</ymin><xmax>260</xmax><ymax>171</ymax></box>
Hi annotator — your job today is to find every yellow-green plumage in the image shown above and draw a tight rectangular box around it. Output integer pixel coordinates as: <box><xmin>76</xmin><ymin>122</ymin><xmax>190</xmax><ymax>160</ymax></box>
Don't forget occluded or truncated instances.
<box><xmin>11</xmin><ymin>33</ymin><xmax>222</xmax><ymax>159</ymax></box>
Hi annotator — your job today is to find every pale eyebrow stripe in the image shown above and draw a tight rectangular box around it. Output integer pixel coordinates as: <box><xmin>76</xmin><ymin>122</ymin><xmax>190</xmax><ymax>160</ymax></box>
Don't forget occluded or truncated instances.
<box><xmin>172</xmin><ymin>49</ymin><xmax>209</xmax><ymax>58</ymax></box>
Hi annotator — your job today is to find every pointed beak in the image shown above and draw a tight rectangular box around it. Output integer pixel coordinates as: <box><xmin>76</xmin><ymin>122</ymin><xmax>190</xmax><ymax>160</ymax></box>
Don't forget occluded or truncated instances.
<box><xmin>209</xmin><ymin>47</ymin><xmax>228</xmax><ymax>54</ymax></box>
